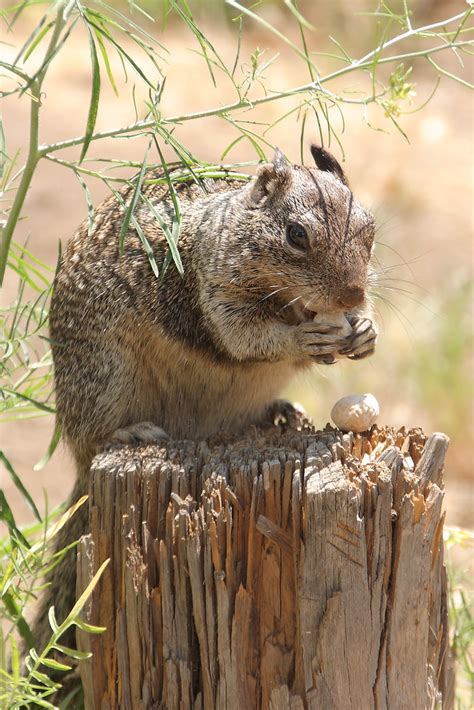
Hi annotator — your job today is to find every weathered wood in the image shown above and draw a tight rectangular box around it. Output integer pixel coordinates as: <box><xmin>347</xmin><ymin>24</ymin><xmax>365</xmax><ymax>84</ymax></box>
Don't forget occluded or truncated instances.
<box><xmin>76</xmin><ymin>422</ymin><xmax>453</xmax><ymax>709</ymax></box>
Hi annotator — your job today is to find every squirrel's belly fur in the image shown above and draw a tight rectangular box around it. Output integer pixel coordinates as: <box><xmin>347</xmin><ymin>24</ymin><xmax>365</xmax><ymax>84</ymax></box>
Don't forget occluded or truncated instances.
<box><xmin>141</xmin><ymin>334</ymin><xmax>296</xmax><ymax>439</ymax></box>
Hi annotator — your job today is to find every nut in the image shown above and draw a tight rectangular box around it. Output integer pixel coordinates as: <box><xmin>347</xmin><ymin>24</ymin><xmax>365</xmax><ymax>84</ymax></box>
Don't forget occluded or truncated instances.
<box><xmin>314</xmin><ymin>311</ymin><xmax>352</xmax><ymax>337</ymax></box>
<box><xmin>313</xmin><ymin>312</ymin><xmax>352</xmax><ymax>360</ymax></box>
<box><xmin>331</xmin><ymin>393</ymin><xmax>380</xmax><ymax>433</ymax></box>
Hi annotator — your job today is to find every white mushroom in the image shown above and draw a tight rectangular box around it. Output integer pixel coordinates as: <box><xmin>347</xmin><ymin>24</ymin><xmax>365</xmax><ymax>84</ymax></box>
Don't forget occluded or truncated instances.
<box><xmin>331</xmin><ymin>393</ymin><xmax>380</xmax><ymax>433</ymax></box>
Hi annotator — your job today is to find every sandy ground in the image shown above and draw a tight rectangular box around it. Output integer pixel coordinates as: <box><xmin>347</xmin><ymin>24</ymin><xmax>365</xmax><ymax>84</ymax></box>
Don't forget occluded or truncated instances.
<box><xmin>1</xmin><ymin>8</ymin><xmax>473</xmax><ymax>530</ymax></box>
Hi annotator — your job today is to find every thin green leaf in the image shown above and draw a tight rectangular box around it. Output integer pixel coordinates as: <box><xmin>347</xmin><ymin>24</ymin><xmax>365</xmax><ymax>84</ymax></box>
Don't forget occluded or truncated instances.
<box><xmin>426</xmin><ymin>54</ymin><xmax>474</xmax><ymax>88</ymax></box>
<box><xmin>10</xmin><ymin>636</ymin><xmax>20</xmax><ymax>682</ymax></box>
<box><xmin>48</xmin><ymin>606</ymin><xmax>58</xmax><ymax>634</ymax></box>
<box><xmin>284</xmin><ymin>0</ymin><xmax>315</xmax><ymax>31</ymax></box>
<box><xmin>131</xmin><ymin>214</ymin><xmax>159</xmax><ymax>277</ymax></box>
<box><xmin>11</xmin><ymin>241</ymin><xmax>55</xmax><ymax>273</ymax></box>
<box><xmin>226</xmin><ymin>0</ymin><xmax>320</xmax><ymax>76</ymax></box>
<box><xmin>4</xmin><ymin>0</ymin><xmax>32</xmax><ymax>28</ymax></box>
<box><xmin>170</xmin><ymin>0</ymin><xmax>217</xmax><ymax>86</ymax></box>
<box><xmin>153</xmin><ymin>139</ymin><xmax>182</xmax><ymax>224</ymax></box>
<box><xmin>12</xmin><ymin>10</ymin><xmax>48</xmax><ymax>64</ymax></box>
<box><xmin>118</xmin><ymin>142</ymin><xmax>151</xmax><ymax>253</ymax></box>
<box><xmin>73</xmin><ymin>618</ymin><xmax>107</xmax><ymax>634</ymax></box>
<box><xmin>0</xmin><ymin>117</ymin><xmax>6</xmax><ymax>179</ymax></box>
<box><xmin>21</xmin><ymin>17</ymin><xmax>80</xmax><ymax>97</ymax></box>
<box><xmin>40</xmin><ymin>496</ymin><xmax>87</xmax><ymax>546</ymax></box>
<box><xmin>28</xmin><ymin>667</ymin><xmax>58</xmax><ymax>687</ymax></box>
<box><xmin>141</xmin><ymin>194</ymin><xmax>183</xmax><ymax>276</ymax></box>
<box><xmin>0</xmin><ymin>492</ymin><xmax>29</xmax><ymax>548</ymax></box>
<box><xmin>1</xmin><ymin>389</ymin><xmax>55</xmax><ymax>414</ymax></box>
<box><xmin>389</xmin><ymin>114</ymin><xmax>410</xmax><ymax>142</ymax></box>
<box><xmin>231</xmin><ymin>15</ymin><xmax>243</xmax><ymax>78</ymax></box>
<box><xmin>52</xmin><ymin>644</ymin><xmax>92</xmax><ymax>660</ymax></box>
<box><xmin>34</xmin><ymin>423</ymin><xmax>61</xmax><ymax>471</ymax></box>
<box><xmin>23</xmin><ymin>20</ymin><xmax>54</xmax><ymax>62</ymax></box>
<box><xmin>66</xmin><ymin>558</ymin><xmax>109</xmax><ymax>620</ymax></box>
<box><xmin>79</xmin><ymin>29</ymin><xmax>101</xmax><ymax>163</ymax></box>
<box><xmin>39</xmin><ymin>656</ymin><xmax>72</xmax><ymax>672</ymax></box>
<box><xmin>86</xmin><ymin>19</ymin><xmax>156</xmax><ymax>90</ymax></box>
<box><xmin>0</xmin><ymin>451</ymin><xmax>42</xmax><ymax>521</ymax></box>
<box><xmin>220</xmin><ymin>135</ymin><xmax>245</xmax><ymax>161</ymax></box>
<box><xmin>93</xmin><ymin>25</ymin><xmax>118</xmax><ymax>96</ymax></box>
<box><xmin>6</xmin><ymin>261</ymin><xmax>45</xmax><ymax>293</ymax></box>
<box><xmin>1</xmin><ymin>589</ymin><xmax>34</xmax><ymax>648</ymax></box>
<box><xmin>299</xmin><ymin>109</ymin><xmax>307</xmax><ymax>164</ymax></box>
<box><xmin>24</xmin><ymin>699</ymin><xmax>56</xmax><ymax>709</ymax></box>
<box><xmin>91</xmin><ymin>2</ymin><xmax>166</xmax><ymax>51</ymax></box>
<box><xmin>73</xmin><ymin>169</ymin><xmax>95</xmax><ymax>235</ymax></box>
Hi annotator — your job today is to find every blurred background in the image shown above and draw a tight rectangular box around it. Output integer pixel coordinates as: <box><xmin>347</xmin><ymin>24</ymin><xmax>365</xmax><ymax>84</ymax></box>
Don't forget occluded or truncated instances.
<box><xmin>1</xmin><ymin>0</ymin><xmax>473</xmax><ymax>530</ymax></box>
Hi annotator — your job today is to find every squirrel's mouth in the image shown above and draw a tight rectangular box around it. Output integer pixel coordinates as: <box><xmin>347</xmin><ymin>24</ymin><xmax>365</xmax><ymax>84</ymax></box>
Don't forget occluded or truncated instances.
<box><xmin>284</xmin><ymin>302</ymin><xmax>318</xmax><ymax>325</ymax></box>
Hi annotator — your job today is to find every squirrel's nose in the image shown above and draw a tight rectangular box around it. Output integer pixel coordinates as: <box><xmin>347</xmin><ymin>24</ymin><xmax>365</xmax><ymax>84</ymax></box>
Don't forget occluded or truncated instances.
<box><xmin>336</xmin><ymin>285</ymin><xmax>365</xmax><ymax>309</ymax></box>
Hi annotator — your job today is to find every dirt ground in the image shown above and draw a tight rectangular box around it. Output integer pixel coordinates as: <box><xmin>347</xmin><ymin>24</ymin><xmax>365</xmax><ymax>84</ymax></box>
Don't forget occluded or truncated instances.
<box><xmin>1</xmin><ymin>6</ymin><xmax>473</xmax><ymax>530</ymax></box>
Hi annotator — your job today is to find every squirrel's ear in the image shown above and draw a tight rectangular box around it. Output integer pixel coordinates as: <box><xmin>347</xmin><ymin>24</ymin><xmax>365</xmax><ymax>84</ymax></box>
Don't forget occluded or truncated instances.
<box><xmin>310</xmin><ymin>145</ymin><xmax>348</xmax><ymax>186</ymax></box>
<box><xmin>248</xmin><ymin>148</ymin><xmax>292</xmax><ymax>207</ymax></box>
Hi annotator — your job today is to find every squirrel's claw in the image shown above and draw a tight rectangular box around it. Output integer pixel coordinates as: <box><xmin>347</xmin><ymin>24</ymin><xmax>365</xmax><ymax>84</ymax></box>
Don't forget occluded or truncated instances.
<box><xmin>339</xmin><ymin>316</ymin><xmax>378</xmax><ymax>360</ymax></box>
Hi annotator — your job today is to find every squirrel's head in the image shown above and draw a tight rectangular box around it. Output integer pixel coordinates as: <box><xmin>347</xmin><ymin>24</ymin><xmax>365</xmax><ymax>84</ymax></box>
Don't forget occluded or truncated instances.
<box><xmin>240</xmin><ymin>146</ymin><xmax>375</xmax><ymax>322</ymax></box>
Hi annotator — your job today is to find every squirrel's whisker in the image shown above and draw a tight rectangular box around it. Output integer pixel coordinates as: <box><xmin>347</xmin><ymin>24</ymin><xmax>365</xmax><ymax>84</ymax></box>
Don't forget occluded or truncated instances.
<box><xmin>277</xmin><ymin>295</ymin><xmax>303</xmax><ymax>314</ymax></box>
<box><xmin>257</xmin><ymin>285</ymin><xmax>293</xmax><ymax>305</ymax></box>
<box><xmin>373</xmin><ymin>292</ymin><xmax>415</xmax><ymax>331</ymax></box>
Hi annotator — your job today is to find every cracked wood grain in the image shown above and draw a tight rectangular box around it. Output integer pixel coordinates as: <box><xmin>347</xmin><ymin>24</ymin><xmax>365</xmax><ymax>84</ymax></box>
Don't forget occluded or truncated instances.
<box><xmin>76</xmin><ymin>422</ymin><xmax>453</xmax><ymax>709</ymax></box>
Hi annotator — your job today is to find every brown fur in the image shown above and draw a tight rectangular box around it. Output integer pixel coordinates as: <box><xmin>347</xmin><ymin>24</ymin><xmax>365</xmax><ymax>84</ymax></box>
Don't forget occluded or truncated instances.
<box><xmin>32</xmin><ymin>147</ymin><xmax>377</xmax><ymax>655</ymax></box>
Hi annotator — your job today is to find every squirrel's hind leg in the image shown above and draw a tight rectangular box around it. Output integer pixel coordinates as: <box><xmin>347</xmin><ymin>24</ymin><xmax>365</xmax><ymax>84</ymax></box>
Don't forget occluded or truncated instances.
<box><xmin>104</xmin><ymin>421</ymin><xmax>169</xmax><ymax>450</ymax></box>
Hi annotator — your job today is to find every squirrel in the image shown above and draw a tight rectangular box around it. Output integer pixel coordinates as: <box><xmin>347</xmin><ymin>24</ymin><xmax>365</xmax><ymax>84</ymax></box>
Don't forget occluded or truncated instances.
<box><xmin>31</xmin><ymin>145</ymin><xmax>377</xmax><ymax>656</ymax></box>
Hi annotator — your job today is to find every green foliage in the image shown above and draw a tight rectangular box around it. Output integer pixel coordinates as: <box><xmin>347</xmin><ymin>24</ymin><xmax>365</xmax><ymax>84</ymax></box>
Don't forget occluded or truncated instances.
<box><xmin>1</xmin><ymin>243</ymin><xmax>54</xmax><ymax>423</ymax></box>
<box><xmin>0</xmin><ymin>488</ymin><xmax>106</xmax><ymax>708</ymax></box>
<box><xmin>410</xmin><ymin>277</ymin><xmax>473</xmax><ymax>438</ymax></box>
<box><xmin>445</xmin><ymin>527</ymin><xmax>474</xmax><ymax>709</ymax></box>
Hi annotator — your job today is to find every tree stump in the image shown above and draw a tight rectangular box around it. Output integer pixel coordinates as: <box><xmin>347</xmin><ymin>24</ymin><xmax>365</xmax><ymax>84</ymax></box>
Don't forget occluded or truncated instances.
<box><xmin>76</xmin><ymin>420</ymin><xmax>454</xmax><ymax>709</ymax></box>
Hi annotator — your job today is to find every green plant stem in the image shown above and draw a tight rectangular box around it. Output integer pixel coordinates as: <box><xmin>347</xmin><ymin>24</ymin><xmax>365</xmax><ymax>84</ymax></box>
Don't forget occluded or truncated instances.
<box><xmin>0</xmin><ymin>4</ymin><xmax>67</xmax><ymax>287</ymax></box>
<box><xmin>0</xmin><ymin>83</ymin><xmax>40</xmax><ymax>286</ymax></box>
<box><xmin>38</xmin><ymin>39</ymin><xmax>469</xmax><ymax>158</ymax></box>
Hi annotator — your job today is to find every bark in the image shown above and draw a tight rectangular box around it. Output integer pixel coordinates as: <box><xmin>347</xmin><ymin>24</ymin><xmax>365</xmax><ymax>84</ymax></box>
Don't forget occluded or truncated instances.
<box><xmin>76</xmin><ymin>421</ymin><xmax>453</xmax><ymax>709</ymax></box>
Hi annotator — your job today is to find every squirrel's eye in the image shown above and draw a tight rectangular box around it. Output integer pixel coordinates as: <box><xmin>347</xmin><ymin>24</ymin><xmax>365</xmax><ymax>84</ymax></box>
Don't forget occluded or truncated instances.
<box><xmin>286</xmin><ymin>222</ymin><xmax>308</xmax><ymax>251</ymax></box>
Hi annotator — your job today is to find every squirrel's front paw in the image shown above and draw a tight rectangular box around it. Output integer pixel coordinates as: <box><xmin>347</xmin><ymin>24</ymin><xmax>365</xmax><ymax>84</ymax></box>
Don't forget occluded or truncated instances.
<box><xmin>339</xmin><ymin>316</ymin><xmax>378</xmax><ymax>360</ymax></box>
<box><xmin>294</xmin><ymin>321</ymin><xmax>347</xmax><ymax>362</ymax></box>
<box><xmin>104</xmin><ymin>421</ymin><xmax>169</xmax><ymax>451</ymax></box>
